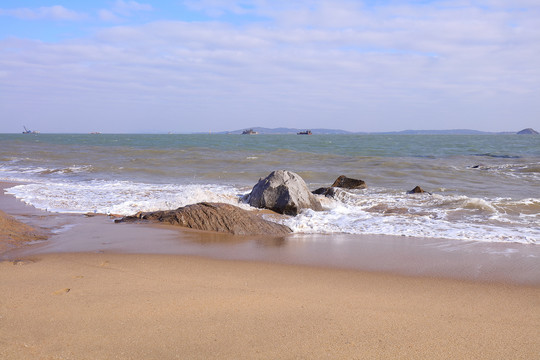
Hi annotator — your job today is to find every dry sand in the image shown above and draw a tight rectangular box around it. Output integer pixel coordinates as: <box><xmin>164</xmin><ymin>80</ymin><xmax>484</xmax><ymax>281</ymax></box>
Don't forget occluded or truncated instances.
<box><xmin>1</xmin><ymin>182</ymin><xmax>540</xmax><ymax>359</ymax></box>
<box><xmin>2</xmin><ymin>252</ymin><xmax>540</xmax><ymax>360</ymax></box>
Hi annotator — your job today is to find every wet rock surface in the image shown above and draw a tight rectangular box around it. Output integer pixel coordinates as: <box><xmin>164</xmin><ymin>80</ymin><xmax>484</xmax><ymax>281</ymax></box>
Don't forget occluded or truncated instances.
<box><xmin>116</xmin><ymin>202</ymin><xmax>292</xmax><ymax>236</ymax></box>
<box><xmin>330</xmin><ymin>175</ymin><xmax>367</xmax><ymax>189</ymax></box>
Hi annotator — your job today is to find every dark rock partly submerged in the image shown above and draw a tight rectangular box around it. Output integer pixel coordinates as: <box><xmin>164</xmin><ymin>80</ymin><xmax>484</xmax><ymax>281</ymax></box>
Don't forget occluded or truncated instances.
<box><xmin>331</xmin><ymin>175</ymin><xmax>367</xmax><ymax>189</ymax></box>
<box><xmin>247</xmin><ymin>170</ymin><xmax>322</xmax><ymax>215</ymax></box>
<box><xmin>408</xmin><ymin>186</ymin><xmax>431</xmax><ymax>194</ymax></box>
<box><xmin>312</xmin><ymin>175</ymin><xmax>367</xmax><ymax>198</ymax></box>
<box><xmin>312</xmin><ymin>187</ymin><xmax>337</xmax><ymax>197</ymax></box>
<box><xmin>115</xmin><ymin>202</ymin><xmax>292</xmax><ymax>236</ymax></box>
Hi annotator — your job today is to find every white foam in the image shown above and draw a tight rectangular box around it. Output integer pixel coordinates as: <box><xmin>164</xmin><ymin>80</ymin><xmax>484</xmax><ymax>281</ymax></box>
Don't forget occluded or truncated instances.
<box><xmin>280</xmin><ymin>206</ymin><xmax>539</xmax><ymax>244</ymax></box>
<box><xmin>6</xmin><ymin>180</ymin><xmax>249</xmax><ymax>215</ymax></box>
<box><xmin>4</xmin><ymin>179</ymin><xmax>539</xmax><ymax>245</ymax></box>
<box><xmin>278</xmin><ymin>189</ymin><xmax>539</xmax><ymax>244</ymax></box>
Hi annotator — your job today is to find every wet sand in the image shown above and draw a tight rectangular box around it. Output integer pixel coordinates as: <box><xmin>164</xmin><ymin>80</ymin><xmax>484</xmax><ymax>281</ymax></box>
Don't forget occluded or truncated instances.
<box><xmin>1</xmin><ymin>181</ymin><xmax>540</xmax><ymax>359</ymax></box>
<box><xmin>3</xmin><ymin>181</ymin><xmax>540</xmax><ymax>285</ymax></box>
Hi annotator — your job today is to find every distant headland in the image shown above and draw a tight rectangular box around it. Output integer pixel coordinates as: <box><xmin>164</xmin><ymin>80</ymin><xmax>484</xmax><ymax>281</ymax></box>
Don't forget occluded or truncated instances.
<box><xmin>516</xmin><ymin>128</ymin><xmax>539</xmax><ymax>135</ymax></box>
<box><xmin>9</xmin><ymin>127</ymin><xmax>538</xmax><ymax>135</ymax></box>
<box><xmin>219</xmin><ymin>127</ymin><xmax>539</xmax><ymax>135</ymax></box>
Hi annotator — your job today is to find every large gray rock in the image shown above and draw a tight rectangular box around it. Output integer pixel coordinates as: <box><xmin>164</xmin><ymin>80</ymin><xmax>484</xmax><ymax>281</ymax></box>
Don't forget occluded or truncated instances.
<box><xmin>247</xmin><ymin>170</ymin><xmax>323</xmax><ymax>215</ymax></box>
<box><xmin>115</xmin><ymin>202</ymin><xmax>292</xmax><ymax>236</ymax></box>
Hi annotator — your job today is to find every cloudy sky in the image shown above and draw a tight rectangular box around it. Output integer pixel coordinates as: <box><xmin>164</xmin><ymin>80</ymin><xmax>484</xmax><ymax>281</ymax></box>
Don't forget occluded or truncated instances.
<box><xmin>1</xmin><ymin>0</ymin><xmax>539</xmax><ymax>133</ymax></box>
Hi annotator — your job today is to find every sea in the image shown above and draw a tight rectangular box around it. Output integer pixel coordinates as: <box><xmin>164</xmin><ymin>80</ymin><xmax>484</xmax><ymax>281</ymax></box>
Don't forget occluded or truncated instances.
<box><xmin>1</xmin><ymin>133</ymin><xmax>538</xmax><ymax>245</ymax></box>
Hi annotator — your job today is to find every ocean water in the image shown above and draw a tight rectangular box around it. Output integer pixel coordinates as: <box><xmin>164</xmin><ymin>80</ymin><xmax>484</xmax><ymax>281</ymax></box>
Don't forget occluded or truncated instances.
<box><xmin>1</xmin><ymin>133</ymin><xmax>538</xmax><ymax>244</ymax></box>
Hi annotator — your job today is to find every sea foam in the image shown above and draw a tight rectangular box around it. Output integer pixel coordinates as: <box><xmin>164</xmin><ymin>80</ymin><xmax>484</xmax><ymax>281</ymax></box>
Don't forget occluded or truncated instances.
<box><xmin>5</xmin><ymin>179</ymin><xmax>538</xmax><ymax>244</ymax></box>
<box><xmin>5</xmin><ymin>180</ymin><xmax>539</xmax><ymax>244</ymax></box>
<box><xmin>6</xmin><ymin>180</ymin><xmax>250</xmax><ymax>215</ymax></box>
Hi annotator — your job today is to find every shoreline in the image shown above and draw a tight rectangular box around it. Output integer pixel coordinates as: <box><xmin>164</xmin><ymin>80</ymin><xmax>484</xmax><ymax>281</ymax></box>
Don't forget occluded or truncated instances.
<box><xmin>2</xmin><ymin>181</ymin><xmax>540</xmax><ymax>285</ymax></box>
<box><xmin>2</xmin><ymin>181</ymin><xmax>540</xmax><ymax>358</ymax></box>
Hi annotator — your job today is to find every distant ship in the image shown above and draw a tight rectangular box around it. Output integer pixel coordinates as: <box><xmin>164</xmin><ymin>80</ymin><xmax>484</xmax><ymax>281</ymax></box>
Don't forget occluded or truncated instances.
<box><xmin>297</xmin><ymin>130</ymin><xmax>312</xmax><ymax>135</ymax></box>
<box><xmin>22</xmin><ymin>126</ymin><xmax>39</xmax><ymax>134</ymax></box>
<box><xmin>242</xmin><ymin>129</ymin><xmax>258</xmax><ymax>135</ymax></box>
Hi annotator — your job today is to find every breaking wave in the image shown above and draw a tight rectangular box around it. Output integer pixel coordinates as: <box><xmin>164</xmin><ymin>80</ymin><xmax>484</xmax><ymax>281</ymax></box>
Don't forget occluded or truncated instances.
<box><xmin>5</xmin><ymin>180</ymin><xmax>539</xmax><ymax>245</ymax></box>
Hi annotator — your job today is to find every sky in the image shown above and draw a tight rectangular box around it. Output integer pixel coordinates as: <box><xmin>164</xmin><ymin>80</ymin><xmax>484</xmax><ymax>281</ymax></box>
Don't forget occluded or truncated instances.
<box><xmin>1</xmin><ymin>0</ymin><xmax>539</xmax><ymax>133</ymax></box>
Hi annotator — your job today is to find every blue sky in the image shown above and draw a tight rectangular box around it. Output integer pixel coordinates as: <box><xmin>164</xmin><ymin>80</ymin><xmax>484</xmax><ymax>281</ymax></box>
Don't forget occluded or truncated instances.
<box><xmin>1</xmin><ymin>0</ymin><xmax>539</xmax><ymax>133</ymax></box>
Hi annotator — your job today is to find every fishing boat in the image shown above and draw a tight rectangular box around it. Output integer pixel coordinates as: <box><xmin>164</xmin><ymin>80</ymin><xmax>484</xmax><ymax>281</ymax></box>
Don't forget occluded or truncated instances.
<box><xmin>22</xmin><ymin>126</ymin><xmax>39</xmax><ymax>134</ymax></box>
<box><xmin>297</xmin><ymin>130</ymin><xmax>312</xmax><ymax>135</ymax></box>
<box><xmin>242</xmin><ymin>129</ymin><xmax>258</xmax><ymax>135</ymax></box>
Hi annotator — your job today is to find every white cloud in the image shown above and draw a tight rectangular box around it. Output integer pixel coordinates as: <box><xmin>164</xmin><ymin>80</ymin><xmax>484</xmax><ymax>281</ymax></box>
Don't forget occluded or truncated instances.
<box><xmin>112</xmin><ymin>0</ymin><xmax>153</xmax><ymax>16</ymax></box>
<box><xmin>115</xmin><ymin>0</ymin><xmax>153</xmax><ymax>12</ymax></box>
<box><xmin>98</xmin><ymin>0</ymin><xmax>153</xmax><ymax>22</ymax></box>
<box><xmin>0</xmin><ymin>5</ymin><xmax>85</xmax><ymax>21</ymax></box>
<box><xmin>98</xmin><ymin>9</ymin><xmax>122</xmax><ymax>22</ymax></box>
<box><xmin>183</xmin><ymin>0</ymin><xmax>255</xmax><ymax>17</ymax></box>
<box><xmin>1</xmin><ymin>0</ymin><xmax>539</xmax><ymax>132</ymax></box>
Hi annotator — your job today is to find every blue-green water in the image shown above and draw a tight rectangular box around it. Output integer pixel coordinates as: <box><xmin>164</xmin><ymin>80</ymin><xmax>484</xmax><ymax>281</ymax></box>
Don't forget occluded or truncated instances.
<box><xmin>1</xmin><ymin>133</ymin><xmax>539</xmax><ymax>243</ymax></box>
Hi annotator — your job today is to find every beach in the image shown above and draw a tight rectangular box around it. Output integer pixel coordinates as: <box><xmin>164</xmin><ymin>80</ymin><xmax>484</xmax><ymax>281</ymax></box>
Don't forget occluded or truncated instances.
<box><xmin>1</xmin><ymin>181</ymin><xmax>540</xmax><ymax>359</ymax></box>
<box><xmin>4</xmin><ymin>0</ymin><xmax>540</xmax><ymax>356</ymax></box>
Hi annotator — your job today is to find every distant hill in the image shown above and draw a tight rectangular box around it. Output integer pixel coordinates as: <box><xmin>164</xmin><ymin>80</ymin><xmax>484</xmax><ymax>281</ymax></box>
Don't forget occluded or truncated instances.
<box><xmin>516</xmin><ymin>128</ymin><xmax>539</xmax><ymax>135</ymax></box>
<box><xmin>380</xmin><ymin>129</ymin><xmax>492</xmax><ymax>135</ymax></box>
<box><xmin>215</xmin><ymin>127</ymin><xmax>538</xmax><ymax>135</ymax></box>
<box><xmin>221</xmin><ymin>127</ymin><xmax>354</xmax><ymax>135</ymax></box>
<box><xmin>221</xmin><ymin>127</ymin><xmax>497</xmax><ymax>135</ymax></box>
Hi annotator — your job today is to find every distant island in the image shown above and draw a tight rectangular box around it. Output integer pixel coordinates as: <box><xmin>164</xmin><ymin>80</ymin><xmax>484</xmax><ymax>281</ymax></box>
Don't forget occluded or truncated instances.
<box><xmin>223</xmin><ymin>127</ymin><xmax>352</xmax><ymax>135</ymax></box>
<box><xmin>516</xmin><ymin>128</ymin><xmax>539</xmax><ymax>135</ymax></box>
<box><xmin>219</xmin><ymin>127</ymin><xmax>538</xmax><ymax>135</ymax></box>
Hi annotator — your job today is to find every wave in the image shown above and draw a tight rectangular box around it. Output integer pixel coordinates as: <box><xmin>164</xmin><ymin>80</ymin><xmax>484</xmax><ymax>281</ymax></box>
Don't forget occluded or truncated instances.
<box><xmin>1</xmin><ymin>133</ymin><xmax>538</xmax><ymax>244</ymax></box>
<box><xmin>473</xmin><ymin>153</ymin><xmax>521</xmax><ymax>159</ymax></box>
<box><xmin>5</xmin><ymin>180</ymin><xmax>249</xmax><ymax>215</ymax></box>
<box><xmin>278</xmin><ymin>188</ymin><xmax>539</xmax><ymax>244</ymax></box>
<box><xmin>4</xmin><ymin>180</ymin><xmax>538</xmax><ymax>245</ymax></box>
<box><xmin>0</xmin><ymin>163</ymin><xmax>94</xmax><ymax>180</ymax></box>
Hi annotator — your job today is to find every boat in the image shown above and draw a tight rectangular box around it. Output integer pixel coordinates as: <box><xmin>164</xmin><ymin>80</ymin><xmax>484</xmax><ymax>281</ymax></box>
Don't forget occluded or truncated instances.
<box><xmin>297</xmin><ymin>130</ymin><xmax>312</xmax><ymax>135</ymax></box>
<box><xmin>242</xmin><ymin>129</ymin><xmax>258</xmax><ymax>135</ymax></box>
<box><xmin>22</xmin><ymin>126</ymin><xmax>39</xmax><ymax>134</ymax></box>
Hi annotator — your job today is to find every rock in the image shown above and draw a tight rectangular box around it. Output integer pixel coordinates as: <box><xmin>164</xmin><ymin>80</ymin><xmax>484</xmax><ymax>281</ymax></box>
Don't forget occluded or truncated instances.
<box><xmin>516</xmin><ymin>128</ymin><xmax>539</xmax><ymax>135</ymax></box>
<box><xmin>311</xmin><ymin>186</ymin><xmax>350</xmax><ymax>199</ymax></box>
<box><xmin>0</xmin><ymin>210</ymin><xmax>47</xmax><ymax>253</ymax></box>
<box><xmin>331</xmin><ymin>175</ymin><xmax>367</xmax><ymax>189</ymax></box>
<box><xmin>312</xmin><ymin>176</ymin><xmax>367</xmax><ymax>198</ymax></box>
<box><xmin>0</xmin><ymin>210</ymin><xmax>47</xmax><ymax>242</ymax></box>
<box><xmin>247</xmin><ymin>170</ymin><xmax>323</xmax><ymax>215</ymax></box>
<box><xmin>115</xmin><ymin>202</ymin><xmax>292</xmax><ymax>236</ymax></box>
<box><xmin>407</xmin><ymin>186</ymin><xmax>431</xmax><ymax>195</ymax></box>
<box><xmin>312</xmin><ymin>187</ymin><xmax>337</xmax><ymax>197</ymax></box>
<box><xmin>408</xmin><ymin>186</ymin><xmax>425</xmax><ymax>194</ymax></box>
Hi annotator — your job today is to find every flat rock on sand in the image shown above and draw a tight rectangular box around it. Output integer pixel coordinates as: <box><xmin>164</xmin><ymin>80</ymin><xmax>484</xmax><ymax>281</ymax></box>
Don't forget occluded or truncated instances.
<box><xmin>116</xmin><ymin>202</ymin><xmax>292</xmax><ymax>236</ymax></box>
<box><xmin>0</xmin><ymin>210</ymin><xmax>47</xmax><ymax>253</ymax></box>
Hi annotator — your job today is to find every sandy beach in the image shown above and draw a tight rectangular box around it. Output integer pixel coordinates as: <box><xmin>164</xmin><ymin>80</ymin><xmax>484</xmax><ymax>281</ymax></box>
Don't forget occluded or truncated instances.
<box><xmin>1</xmin><ymin>182</ymin><xmax>540</xmax><ymax>359</ymax></box>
